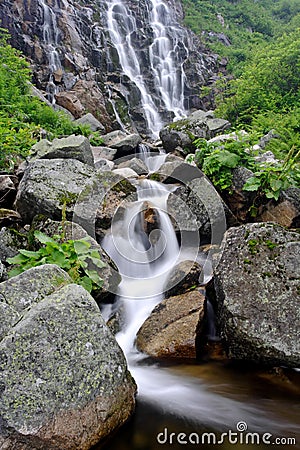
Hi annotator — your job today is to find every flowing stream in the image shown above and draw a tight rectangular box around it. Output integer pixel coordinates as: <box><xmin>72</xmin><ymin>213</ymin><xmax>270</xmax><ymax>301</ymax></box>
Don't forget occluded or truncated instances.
<box><xmin>99</xmin><ymin>157</ymin><xmax>300</xmax><ymax>449</ymax></box>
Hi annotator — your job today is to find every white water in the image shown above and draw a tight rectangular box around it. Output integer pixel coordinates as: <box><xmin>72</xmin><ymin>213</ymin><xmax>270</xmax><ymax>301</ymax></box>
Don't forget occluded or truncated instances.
<box><xmin>105</xmin><ymin>0</ymin><xmax>188</xmax><ymax>136</ymax></box>
<box><xmin>39</xmin><ymin>0</ymin><xmax>62</xmax><ymax>103</ymax></box>
<box><xmin>102</xmin><ymin>173</ymin><xmax>294</xmax><ymax>434</ymax></box>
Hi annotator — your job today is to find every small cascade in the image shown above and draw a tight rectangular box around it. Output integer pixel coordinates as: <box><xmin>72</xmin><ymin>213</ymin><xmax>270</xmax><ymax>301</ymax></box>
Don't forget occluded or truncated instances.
<box><xmin>105</xmin><ymin>0</ymin><xmax>189</xmax><ymax>136</ymax></box>
<box><xmin>138</xmin><ymin>143</ymin><xmax>167</xmax><ymax>173</ymax></box>
<box><xmin>148</xmin><ymin>0</ymin><xmax>188</xmax><ymax>119</ymax></box>
<box><xmin>39</xmin><ymin>0</ymin><xmax>63</xmax><ymax>104</ymax></box>
<box><xmin>106</xmin><ymin>84</ymin><xmax>127</xmax><ymax>131</ymax></box>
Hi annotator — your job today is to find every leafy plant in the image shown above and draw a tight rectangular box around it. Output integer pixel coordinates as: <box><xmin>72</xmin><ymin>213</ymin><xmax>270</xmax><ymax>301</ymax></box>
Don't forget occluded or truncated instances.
<box><xmin>243</xmin><ymin>145</ymin><xmax>300</xmax><ymax>201</ymax></box>
<box><xmin>7</xmin><ymin>230</ymin><xmax>106</xmax><ymax>293</ymax></box>
<box><xmin>89</xmin><ymin>130</ymin><xmax>104</xmax><ymax>146</ymax></box>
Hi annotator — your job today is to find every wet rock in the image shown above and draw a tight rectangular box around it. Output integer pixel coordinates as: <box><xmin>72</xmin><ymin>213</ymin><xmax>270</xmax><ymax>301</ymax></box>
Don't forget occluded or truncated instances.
<box><xmin>136</xmin><ymin>290</ymin><xmax>205</xmax><ymax>359</ymax></box>
<box><xmin>214</xmin><ymin>222</ymin><xmax>300</xmax><ymax>367</ymax></box>
<box><xmin>29</xmin><ymin>135</ymin><xmax>94</xmax><ymax>166</ymax></box>
<box><xmin>0</xmin><ymin>175</ymin><xmax>18</xmax><ymax>208</ymax></box>
<box><xmin>113</xmin><ymin>168</ymin><xmax>139</xmax><ymax>179</ymax></box>
<box><xmin>160</xmin><ymin>110</ymin><xmax>230</xmax><ymax>153</ymax></box>
<box><xmin>164</xmin><ymin>260</ymin><xmax>203</xmax><ymax>298</ymax></box>
<box><xmin>0</xmin><ymin>268</ymin><xmax>136</xmax><ymax>450</ymax></box>
<box><xmin>259</xmin><ymin>187</ymin><xmax>300</xmax><ymax>228</ymax></box>
<box><xmin>117</xmin><ymin>157</ymin><xmax>148</xmax><ymax>175</ymax></box>
<box><xmin>15</xmin><ymin>158</ymin><xmax>97</xmax><ymax>224</ymax></box>
<box><xmin>74</xmin><ymin>112</ymin><xmax>105</xmax><ymax>132</ymax></box>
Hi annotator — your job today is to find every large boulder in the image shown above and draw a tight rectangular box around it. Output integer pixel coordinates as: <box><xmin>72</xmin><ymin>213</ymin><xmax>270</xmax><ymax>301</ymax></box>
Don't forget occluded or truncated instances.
<box><xmin>74</xmin><ymin>113</ymin><xmax>105</xmax><ymax>132</ymax></box>
<box><xmin>164</xmin><ymin>260</ymin><xmax>203</xmax><ymax>298</ymax></box>
<box><xmin>136</xmin><ymin>290</ymin><xmax>205</xmax><ymax>359</ymax></box>
<box><xmin>15</xmin><ymin>158</ymin><xmax>97</xmax><ymax>223</ymax></box>
<box><xmin>160</xmin><ymin>110</ymin><xmax>231</xmax><ymax>153</ymax></box>
<box><xmin>214</xmin><ymin>223</ymin><xmax>300</xmax><ymax>367</ymax></box>
<box><xmin>0</xmin><ymin>265</ymin><xmax>136</xmax><ymax>450</ymax></box>
<box><xmin>29</xmin><ymin>135</ymin><xmax>94</xmax><ymax>166</ymax></box>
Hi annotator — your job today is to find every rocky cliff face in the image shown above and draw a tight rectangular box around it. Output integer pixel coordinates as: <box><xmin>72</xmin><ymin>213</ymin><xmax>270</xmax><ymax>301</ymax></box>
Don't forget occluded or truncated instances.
<box><xmin>0</xmin><ymin>0</ymin><xmax>220</xmax><ymax>135</ymax></box>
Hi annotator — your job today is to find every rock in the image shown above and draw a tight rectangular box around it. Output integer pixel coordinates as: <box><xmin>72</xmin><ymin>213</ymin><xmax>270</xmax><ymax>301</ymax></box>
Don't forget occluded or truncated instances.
<box><xmin>95</xmin><ymin>158</ymin><xmax>114</xmax><ymax>171</ymax></box>
<box><xmin>208</xmin><ymin>130</ymin><xmax>248</xmax><ymax>145</ymax></box>
<box><xmin>92</xmin><ymin>146</ymin><xmax>118</xmax><ymax>162</ymax></box>
<box><xmin>112</xmin><ymin>168</ymin><xmax>139</xmax><ymax>179</ymax></box>
<box><xmin>55</xmin><ymin>91</ymin><xmax>85</xmax><ymax>118</ymax></box>
<box><xmin>259</xmin><ymin>187</ymin><xmax>300</xmax><ymax>228</ymax></box>
<box><xmin>0</xmin><ymin>175</ymin><xmax>18</xmax><ymax>208</ymax></box>
<box><xmin>117</xmin><ymin>157</ymin><xmax>148</xmax><ymax>175</ymax></box>
<box><xmin>0</xmin><ymin>259</ymin><xmax>6</xmax><ymax>282</ymax></box>
<box><xmin>160</xmin><ymin>110</ymin><xmax>231</xmax><ymax>152</ymax></box>
<box><xmin>15</xmin><ymin>158</ymin><xmax>97</xmax><ymax>224</ymax></box>
<box><xmin>74</xmin><ymin>112</ymin><xmax>105</xmax><ymax>132</ymax></box>
<box><xmin>214</xmin><ymin>222</ymin><xmax>300</xmax><ymax>367</ymax></box>
<box><xmin>259</xmin><ymin>130</ymin><xmax>280</xmax><ymax>149</ymax></box>
<box><xmin>101</xmin><ymin>131</ymin><xmax>142</xmax><ymax>155</ymax></box>
<box><xmin>0</xmin><ymin>209</ymin><xmax>22</xmax><ymax>227</ymax></box>
<box><xmin>0</xmin><ymin>228</ymin><xmax>27</xmax><ymax>262</ymax></box>
<box><xmin>167</xmin><ymin>176</ymin><xmax>236</xmax><ymax>241</ymax></box>
<box><xmin>29</xmin><ymin>135</ymin><xmax>94</xmax><ymax>166</ymax></box>
<box><xmin>136</xmin><ymin>290</ymin><xmax>205</xmax><ymax>359</ymax></box>
<box><xmin>224</xmin><ymin>167</ymin><xmax>255</xmax><ymax>222</ymax></box>
<box><xmin>254</xmin><ymin>150</ymin><xmax>278</xmax><ymax>164</ymax></box>
<box><xmin>0</xmin><ymin>268</ymin><xmax>136</xmax><ymax>450</ymax></box>
<box><xmin>164</xmin><ymin>260</ymin><xmax>203</xmax><ymax>298</ymax></box>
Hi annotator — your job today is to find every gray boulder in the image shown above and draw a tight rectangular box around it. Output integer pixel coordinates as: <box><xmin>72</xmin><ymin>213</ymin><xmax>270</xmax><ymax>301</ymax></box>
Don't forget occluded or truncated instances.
<box><xmin>92</xmin><ymin>146</ymin><xmax>118</xmax><ymax>162</ymax></box>
<box><xmin>164</xmin><ymin>260</ymin><xmax>203</xmax><ymax>298</ymax></box>
<box><xmin>0</xmin><ymin>175</ymin><xmax>18</xmax><ymax>208</ymax></box>
<box><xmin>29</xmin><ymin>135</ymin><xmax>94</xmax><ymax>166</ymax></box>
<box><xmin>117</xmin><ymin>157</ymin><xmax>148</xmax><ymax>175</ymax></box>
<box><xmin>0</xmin><ymin>267</ymin><xmax>136</xmax><ymax>450</ymax></box>
<box><xmin>15</xmin><ymin>158</ymin><xmax>97</xmax><ymax>224</ymax></box>
<box><xmin>160</xmin><ymin>110</ymin><xmax>230</xmax><ymax>153</ymax></box>
<box><xmin>136</xmin><ymin>290</ymin><xmax>205</xmax><ymax>359</ymax></box>
<box><xmin>0</xmin><ymin>228</ymin><xmax>27</xmax><ymax>262</ymax></box>
<box><xmin>101</xmin><ymin>131</ymin><xmax>142</xmax><ymax>154</ymax></box>
<box><xmin>214</xmin><ymin>223</ymin><xmax>300</xmax><ymax>367</ymax></box>
<box><xmin>74</xmin><ymin>112</ymin><xmax>105</xmax><ymax>132</ymax></box>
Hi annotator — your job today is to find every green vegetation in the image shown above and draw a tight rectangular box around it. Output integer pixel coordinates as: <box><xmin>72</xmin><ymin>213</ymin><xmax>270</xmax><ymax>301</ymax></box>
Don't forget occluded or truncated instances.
<box><xmin>0</xmin><ymin>29</ymin><xmax>91</xmax><ymax>172</ymax></box>
<box><xmin>7</xmin><ymin>230</ymin><xmax>105</xmax><ymax>293</ymax></box>
<box><xmin>182</xmin><ymin>0</ymin><xmax>300</xmax><ymax>75</ymax></box>
<box><xmin>181</xmin><ymin>1</ymin><xmax>299</xmax><ymax>205</ymax></box>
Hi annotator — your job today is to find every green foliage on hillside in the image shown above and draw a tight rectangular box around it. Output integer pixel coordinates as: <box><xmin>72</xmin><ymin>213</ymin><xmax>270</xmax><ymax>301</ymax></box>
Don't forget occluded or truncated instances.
<box><xmin>182</xmin><ymin>0</ymin><xmax>300</xmax><ymax>74</ymax></box>
<box><xmin>0</xmin><ymin>29</ymin><xmax>90</xmax><ymax>172</ymax></box>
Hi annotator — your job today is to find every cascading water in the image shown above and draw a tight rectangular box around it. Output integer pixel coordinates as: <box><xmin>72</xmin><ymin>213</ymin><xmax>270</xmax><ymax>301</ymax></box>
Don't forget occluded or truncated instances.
<box><xmin>105</xmin><ymin>0</ymin><xmax>188</xmax><ymax>136</ymax></box>
<box><xmin>101</xmin><ymin>168</ymin><xmax>296</xmax><ymax>438</ymax></box>
<box><xmin>38</xmin><ymin>0</ymin><xmax>62</xmax><ymax>104</ymax></box>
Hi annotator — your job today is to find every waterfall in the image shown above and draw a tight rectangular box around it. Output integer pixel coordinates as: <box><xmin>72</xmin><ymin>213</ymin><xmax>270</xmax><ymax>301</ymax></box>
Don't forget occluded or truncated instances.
<box><xmin>105</xmin><ymin>0</ymin><xmax>188</xmax><ymax>136</ymax></box>
<box><xmin>101</xmin><ymin>169</ymin><xmax>286</xmax><ymax>432</ymax></box>
<box><xmin>38</xmin><ymin>0</ymin><xmax>62</xmax><ymax>104</ymax></box>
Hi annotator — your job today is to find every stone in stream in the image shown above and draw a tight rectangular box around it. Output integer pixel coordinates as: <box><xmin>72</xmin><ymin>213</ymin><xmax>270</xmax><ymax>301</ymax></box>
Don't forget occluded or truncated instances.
<box><xmin>214</xmin><ymin>222</ymin><xmax>300</xmax><ymax>367</ymax></box>
<box><xmin>136</xmin><ymin>290</ymin><xmax>205</xmax><ymax>359</ymax></box>
<box><xmin>0</xmin><ymin>264</ymin><xmax>136</xmax><ymax>450</ymax></box>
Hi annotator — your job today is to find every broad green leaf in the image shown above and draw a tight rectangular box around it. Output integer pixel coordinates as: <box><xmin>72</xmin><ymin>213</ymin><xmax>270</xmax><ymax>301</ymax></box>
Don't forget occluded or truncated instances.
<box><xmin>79</xmin><ymin>276</ymin><xmax>93</xmax><ymax>293</ymax></box>
<box><xmin>86</xmin><ymin>270</ymin><xmax>103</xmax><ymax>286</ymax></box>
<box><xmin>243</xmin><ymin>177</ymin><xmax>262</xmax><ymax>191</ymax></box>
<box><xmin>269</xmin><ymin>178</ymin><xmax>283</xmax><ymax>192</ymax></box>
<box><xmin>74</xmin><ymin>240</ymin><xmax>91</xmax><ymax>255</ymax></box>
<box><xmin>7</xmin><ymin>253</ymin><xmax>28</xmax><ymax>264</ymax></box>
<box><xmin>34</xmin><ymin>230</ymin><xmax>55</xmax><ymax>244</ymax></box>
<box><xmin>19</xmin><ymin>249</ymin><xmax>41</xmax><ymax>259</ymax></box>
